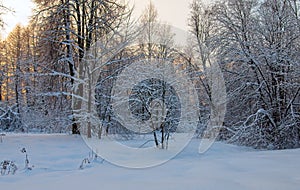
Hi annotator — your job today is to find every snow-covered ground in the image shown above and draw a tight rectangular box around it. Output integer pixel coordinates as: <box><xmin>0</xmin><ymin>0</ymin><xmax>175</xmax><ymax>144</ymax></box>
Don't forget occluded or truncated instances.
<box><xmin>1</xmin><ymin>134</ymin><xmax>300</xmax><ymax>190</ymax></box>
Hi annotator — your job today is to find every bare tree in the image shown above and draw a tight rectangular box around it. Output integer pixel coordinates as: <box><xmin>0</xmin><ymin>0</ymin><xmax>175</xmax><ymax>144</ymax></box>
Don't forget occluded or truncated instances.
<box><xmin>208</xmin><ymin>0</ymin><xmax>300</xmax><ymax>149</ymax></box>
<box><xmin>32</xmin><ymin>0</ymin><xmax>131</xmax><ymax>134</ymax></box>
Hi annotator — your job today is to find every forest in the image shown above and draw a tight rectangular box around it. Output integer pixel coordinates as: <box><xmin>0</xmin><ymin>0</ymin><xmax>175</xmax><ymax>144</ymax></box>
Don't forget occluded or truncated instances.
<box><xmin>0</xmin><ymin>0</ymin><xmax>299</xmax><ymax>150</ymax></box>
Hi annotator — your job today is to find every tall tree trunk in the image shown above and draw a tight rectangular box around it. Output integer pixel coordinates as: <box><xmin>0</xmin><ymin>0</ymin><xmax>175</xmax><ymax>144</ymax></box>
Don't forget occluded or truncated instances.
<box><xmin>0</xmin><ymin>84</ymin><xmax>2</xmax><ymax>102</ymax></box>
<box><xmin>64</xmin><ymin>0</ymin><xmax>79</xmax><ymax>134</ymax></box>
<box><xmin>15</xmin><ymin>61</ymin><xmax>20</xmax><ymax>115</ymax></box>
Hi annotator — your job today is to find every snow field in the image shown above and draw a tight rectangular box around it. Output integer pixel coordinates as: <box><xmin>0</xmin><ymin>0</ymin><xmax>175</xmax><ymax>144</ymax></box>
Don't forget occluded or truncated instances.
<box><xmin>0</xmin><ymin>134</ymin><xmax>300</xmax><ymax>190</ymax></box>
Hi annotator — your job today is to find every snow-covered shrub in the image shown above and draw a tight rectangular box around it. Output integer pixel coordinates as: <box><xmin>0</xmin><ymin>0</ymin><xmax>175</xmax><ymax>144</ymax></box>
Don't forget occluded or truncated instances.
<box><xmin>0</xmin><ymin>101</ymin><xmax>72</xmax><ymax>134</ymax></box>
<box><xmin>199</xmin><ymin>0</ymin><xmax>300</xmax><ymax>150</ymax></box>
<box><xmin>21</xmin><ymin>106</ymin><xmax>72</xmax><ymax>133</ymax></box>
<box><xmin>0</xmin><ymin>105</ymin><xmax>23</xmax><ymax>132</ymax></box>
<box><xmin>0</xmin><ymin>160</ymin><xmax>18</xmax><ymax>175</ymax></box>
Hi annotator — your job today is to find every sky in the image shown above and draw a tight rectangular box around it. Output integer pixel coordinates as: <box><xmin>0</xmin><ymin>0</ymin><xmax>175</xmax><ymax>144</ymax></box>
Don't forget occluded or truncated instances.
<box><xmin>131</xmin><ymin>0</ymin><xmax>216</xmax><ymax>29</ymax></box>
<box><xmin>130</xmin><ymin>0</ymin><xmax>194</xmax><ymax>30</ymax></box>
<box><xmin>0</xmin><ymin>0</ymin><xmax>212</xmax><ymax>40</ymax></box>
<box><xmin>1</xmin><ymin>0</ymin><xmax>35</xmax><ymax>38</ymax></box>
<box><xmin>1</xmin><ymin>0</ymin><xmax>194</xmax><ymax>39</ymax></box>
<box><xmin>129</xmin><ymin>0</ymin><xmax>196</xmax><ymax>45</ymax></box>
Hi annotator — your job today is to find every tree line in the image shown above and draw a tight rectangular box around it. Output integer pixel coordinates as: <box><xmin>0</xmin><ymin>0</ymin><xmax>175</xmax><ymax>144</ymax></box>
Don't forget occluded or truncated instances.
<box><xmin>0</xmin><ymin>0</ymin><xmax>299</xmax><ymax>150</ymax></box>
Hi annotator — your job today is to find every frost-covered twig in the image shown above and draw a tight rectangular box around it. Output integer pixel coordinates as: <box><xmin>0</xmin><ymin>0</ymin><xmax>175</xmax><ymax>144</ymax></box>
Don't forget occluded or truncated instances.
<box><xmin>79</xmin><ymin>158</ymin><xmax>90</xmax><ymax>170</ymax></box>
<box><xmin>79</xmin><ymin>151</ymin><xmax>103</xmax><ymax>170</ymax></box>
<box><xmin>21</xmin><ymin>148</ymin><xmax>33</xmax><ymax>170</ymax></box>
<box><xmin>0</xmin><ymin>134</ymin><xmax>5</xmax><ymax>143</ymax></box>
